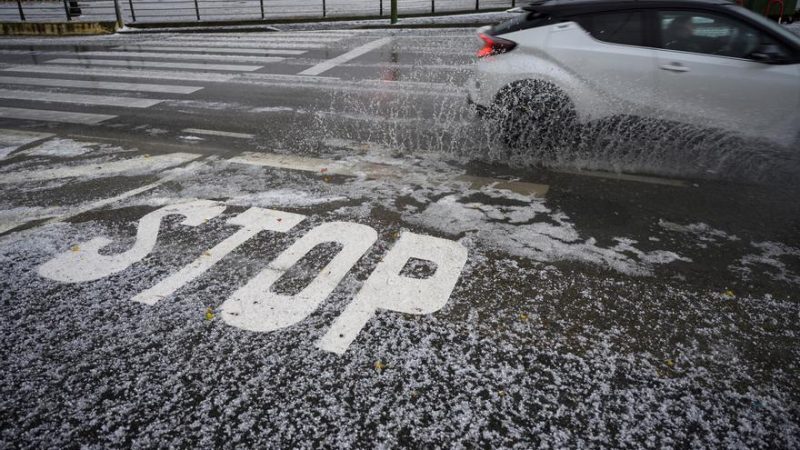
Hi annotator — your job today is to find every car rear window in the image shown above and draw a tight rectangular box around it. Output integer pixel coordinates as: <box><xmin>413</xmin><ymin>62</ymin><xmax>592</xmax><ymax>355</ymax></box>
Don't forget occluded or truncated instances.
<box><xmin>491</xmin><ymin>12</ymin><xmax>554</xmax><ymax>36</ymax></box>
<box><xmin>573</xmin><ymin>11</ymin><xmax>646</xmax><ymax>46</ymax></box>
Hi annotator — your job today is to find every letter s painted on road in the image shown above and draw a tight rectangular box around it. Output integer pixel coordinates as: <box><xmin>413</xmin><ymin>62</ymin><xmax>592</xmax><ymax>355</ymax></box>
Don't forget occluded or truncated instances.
<box><xmin>38</xmin><ymin>200</ymin><xmax>226</xmax><ymax>283</ymax></box>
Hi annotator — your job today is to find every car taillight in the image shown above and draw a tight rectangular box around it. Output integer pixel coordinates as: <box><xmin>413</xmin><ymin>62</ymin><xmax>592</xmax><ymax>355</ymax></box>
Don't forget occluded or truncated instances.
<box><xmin>477</xmin><ymin>32</ymin><xmax>517</xmax><ymax>58</ymax></box>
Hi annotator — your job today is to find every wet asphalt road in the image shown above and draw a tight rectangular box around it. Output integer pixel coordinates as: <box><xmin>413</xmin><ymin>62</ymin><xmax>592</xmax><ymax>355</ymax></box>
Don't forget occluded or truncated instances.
<box><xmin>0</xmin><ymin>28</ymin><xmax>799</xmax><ymax>448</ymax></box>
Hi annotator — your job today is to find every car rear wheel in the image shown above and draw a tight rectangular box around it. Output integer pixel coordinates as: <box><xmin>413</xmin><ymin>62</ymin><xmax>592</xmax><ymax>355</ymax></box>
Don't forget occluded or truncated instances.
<box><xmin>493</xmin><ymin>80</ymin><xmax>578</xmax><ymax>152</ymax></box>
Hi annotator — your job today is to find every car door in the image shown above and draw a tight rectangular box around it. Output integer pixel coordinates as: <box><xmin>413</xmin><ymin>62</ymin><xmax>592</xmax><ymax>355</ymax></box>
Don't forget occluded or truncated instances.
<box><xmin>651</xmin><ymin>9</ymin><xmax>800</xmax><ymax>143</ymax></box>
<box><xmin>545</xmin><ymin>10</ymin><xmax>658</xmax><ymax>120</ymax></box>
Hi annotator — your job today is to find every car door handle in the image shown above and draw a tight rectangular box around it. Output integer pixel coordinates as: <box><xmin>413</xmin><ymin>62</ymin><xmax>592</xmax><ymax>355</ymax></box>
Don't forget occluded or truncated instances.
<box><xmin>660</xmin><ymin>63</ymin><xmax>690</xmax><ymax>73</ymax></box>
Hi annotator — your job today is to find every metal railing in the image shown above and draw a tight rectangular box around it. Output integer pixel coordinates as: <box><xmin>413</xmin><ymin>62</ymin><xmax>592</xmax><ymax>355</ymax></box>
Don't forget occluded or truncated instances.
<box><xmin>1</xmin><ymin>0</ymin><xmax>515</xmax><ymax>25</ymax></box>
<box><xmin>3</xmin><ymin>0</ymin><xmax>116</xmax><ymax>22</ymax></box>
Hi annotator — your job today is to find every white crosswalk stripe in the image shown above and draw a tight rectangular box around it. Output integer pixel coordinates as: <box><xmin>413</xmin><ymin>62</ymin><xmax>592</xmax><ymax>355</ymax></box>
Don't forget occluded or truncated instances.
<box><xmin>114</xmin><ymin>46</ymin><xmax>307</xmax><ymax>55</ymax></box>
<box><xmin>45</xmin><ymin>58</ymin><xmax>265</xmax><ymax>72</ymax></box>
<box><xmin>3</xmin><ymin>65</ymin><xmax>237</xmax><ymax>82</ymax></box>
<box><xmin>64</xmin><ymin>51</ymin><xmax>284</xmax><ymax>64</ymax></box>
<box><xmin>0</xmin><ymin>107</ymin><xmax>116</xmax><ymax>125</ymax></box>
<box><xmin>0</xmin><ymin>76</ymin><xmax>203</xmax><ymax>94</ymax></box>
<box><xmin>192</xmin><ymin>31</ymin><xmax>358</xmax><ymax>37</ymax></box>
<box><xmin>0</xmin><ymin>89</ymin><xmax>163</xmax><ymax>108</ymax></box>
<box><xmin>137</xmin><ymin>40</ymin><xmax>329</xmax><ymax>49</ymax></box>
<box><xmin>162</xmin><ymin>36</ymin><xmax>346</xmax><ymax>43</ymax></box>
<box><xmin>0</xmin><ymin>31</ymin><xmax>358</xmax><ymax>126</ymax></box>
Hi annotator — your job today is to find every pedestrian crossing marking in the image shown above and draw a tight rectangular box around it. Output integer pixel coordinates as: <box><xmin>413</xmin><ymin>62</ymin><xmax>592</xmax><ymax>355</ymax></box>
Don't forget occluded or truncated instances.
<box><xmin>46</xmin><ymin>58</ymin><xmax>265</xmax><ymax>72</ymax></box>
<box><xmin>0</xmin><ymin>107</ymin><xmax>116</xmax><ymax>125</ymax></box>
<box><xmin>0</xmin><ymin>76</ymin><xmax>203</xmax><ymax>94</ymax></box>
<box><xmin>0</xmin><ymin>88</ymin><xmax>162</xmax><ymax>108</ymax></box>
<box><xmin>3</xmin><ymin>65</ymin><xmax>237</xmax><ymax>82</ymax></box>
<box><xmin>66</xmin><ymin>51</ymin><xmax>284</xmax><ymax>64</ymax></box>
<box><xmin>114</xmin><ymin>46</ymin><xmax>307</xmax><ymax>55</ymax></box>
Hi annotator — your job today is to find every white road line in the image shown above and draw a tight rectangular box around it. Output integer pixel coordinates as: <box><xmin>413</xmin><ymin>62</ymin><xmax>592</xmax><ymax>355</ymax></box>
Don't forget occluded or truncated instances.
<box><xmin>229</xmin><ymin>152</ymin><xmax>550</xmax><ymax>197</ymax></box>
<box><xmin>182</xmin><ymin>128</ymin><xmax>254</xmax><ymax>139</ymax></box>
<box><xmin>189</xmin><ymin>31</ymin><xmax>359</xmax><ymax>36</ymax></box>
<box><xmin>3</xmin><ymin>65</ymin><xmax>235</xmax><ymax>82</ymax></box>
<box><xmin>0</xmin><ymin>162</ymin><xmax>205</xmax><ymax>235</ymax></box>
<box><xmin>164</xmin><ymin>35</ymin><xmax>345</xmax><ymax>43</ymax></box>
<box><xmin>45</xmin><ymin>58</ymin><xmax>264</xmax><ymax>72</ymax></box>
<box><xmin>0</xmin><ymin>76</ymin><xmax>202</xmax><ymax>94</ymax></box>
<box><xmin>552</xmin><ymin>168</ymin><xmax>689</xmax><ymax>187</ymax></box>
<box><xmin>71</xmin><ymin>51</ymin><xmax>284</xmax><ymax>64</ymax></box>
<box><xmin>0</xmin><ymin>88</ymin><xmax>162</xmax><ymax>108</ymax></box>
<box><xmin>234</xmin><ymin>73</ymin><xmax>340</xmax><ymax>83</ymax></box>
<box><xmin>0</xmin><ymin>106</ymin><xmax>115</xmax><ymax>125</ymax></box>
<box><xmin>137</xmin><ymin>40</ymin><xmax>328</xmax><ymax>49</ymax></box>
<box><xmin>299</xmin><ymin>37</ymin><xmax>392</xmax><ymax>76</ymax></box>
<box><xmin>0</xmin><ymin>152</ymin><xmax>201</xmax><ymax>184</ymax></box>
<box><xmin>0</xmin><ymin>128</ymin><xmax>54</xmax><ymax>160</ymax></box>
<box><xmin>229</xmin><ymin>152</ymin><xmax>347</xmax><ymax>174</ymax></box>
<box><xmin>178</xmin><ymin>32</ymin><xmax>355</xmax><ymax>38</ymax></box>
<box><xmin>114</xmin><ymin>46</ymin><xmax>307</xmax><ymax>56</ymax></box>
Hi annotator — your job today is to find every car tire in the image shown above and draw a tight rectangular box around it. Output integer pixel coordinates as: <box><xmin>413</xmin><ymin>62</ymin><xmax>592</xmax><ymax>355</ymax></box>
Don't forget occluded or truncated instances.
<box><xmin>492</xmin><ymin>80</ymin><xmax>577</xmax><ymax>152</ymax></box>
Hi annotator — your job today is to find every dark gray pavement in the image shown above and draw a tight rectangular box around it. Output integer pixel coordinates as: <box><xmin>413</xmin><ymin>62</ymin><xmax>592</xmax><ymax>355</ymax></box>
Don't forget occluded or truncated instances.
<box><xmin>0</xmin><ymin>28</ymin><xmax>799</xmax><ymax>448</ymax></box>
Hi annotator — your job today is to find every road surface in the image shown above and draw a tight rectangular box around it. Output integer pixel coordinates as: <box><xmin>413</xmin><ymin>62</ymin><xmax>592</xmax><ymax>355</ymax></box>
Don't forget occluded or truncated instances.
<box><xmin>0</xmin><ymin>28</ymin><xmax>798</xmax><ymax>448</ymax></box>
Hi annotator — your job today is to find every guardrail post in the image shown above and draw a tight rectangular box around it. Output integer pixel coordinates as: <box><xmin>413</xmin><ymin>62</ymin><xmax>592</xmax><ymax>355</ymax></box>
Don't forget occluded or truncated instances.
<box><xmin>62</xmin><ymin>0</ymin><xmax>72</xmax><ymax>20</ymax></box>
<box><xmin>322</xmin><ymin>0</ymin><xmax>326</xmax><ymax>17</ymax></box>
<box><xmin>431</xmin><ymin>0</ymin><xmax>434</xmax><ymax>13</ymax></box>
<box><xmin>380</xmin><ymin>0</ymin><xmax>383</xmax><ymax>16</ymax></box>
<box><xmin>260</xmin><ymin>0</ymin><xmax>264</xmax><ymax>19</ymax></box>
<box><xmin>113</xmin><ymin>0</ymin><xmax>123</xmax><ymax>27</ymax></box>
<box><xmin>16</xmin><ymin>0</ymin><xmax>25</xmax><ymax>21</ymax></box>
<box><xmin>475</xmin><ymin>0</ymin><xmax>479</xmax><ymax>10</ymax></box>
<box><xmin>194</xmin><ymin>0</ymin><xmax>200</xmax><ymax>20</ymax></box>
<box><xmin>511</xmin><ymin>0</ymin><xmax>515</xmax><ymax>6</ymax></box>
<box><xmin>128</xmin><ymin>0</ymin><xmax>136</xmax><ymax>22</ymax></box>
<box><xmin>390</xmin><ymin>0</ymin><xmax>397</xmax><ymax>23</ymax></box>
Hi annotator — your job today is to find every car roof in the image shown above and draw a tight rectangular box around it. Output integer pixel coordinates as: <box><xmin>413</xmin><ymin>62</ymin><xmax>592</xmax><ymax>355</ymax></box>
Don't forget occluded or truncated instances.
<box><xmin>522</xmin><ymin>0</ymin><xmax>733</xmax><ymax>14</ymax></box>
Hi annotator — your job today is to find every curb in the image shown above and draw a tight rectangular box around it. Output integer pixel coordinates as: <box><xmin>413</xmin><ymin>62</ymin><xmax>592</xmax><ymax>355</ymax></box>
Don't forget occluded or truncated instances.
<box><xmin>1</xmin><ymin>10</ymin><xmax>510</xmax><ymax>36</ymax></box>
<box><xmin>0</xmin><ymin>21</ymin><xmax>116</xmax><ymax>36</ymax></box>
<box><xmin>115</xmin><ymin>9</ymin><xmax>508</xmax><ymax>33</ymax></box>
<box><xmin>117</xmin><ymin>22</ymin><xmax>491</xmax><ymax>33</ymax></box>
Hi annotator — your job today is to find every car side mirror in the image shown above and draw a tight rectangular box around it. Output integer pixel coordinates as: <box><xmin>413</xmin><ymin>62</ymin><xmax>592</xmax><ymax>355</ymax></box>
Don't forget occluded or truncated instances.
<box><xmin>749</xmin><ymin>43</ymin><xmax>787</xmax><ymax>63</ymax></box>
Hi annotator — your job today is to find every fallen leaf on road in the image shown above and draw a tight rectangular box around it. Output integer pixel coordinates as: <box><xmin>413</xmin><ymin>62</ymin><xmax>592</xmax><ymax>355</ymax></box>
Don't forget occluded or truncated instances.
<box><xmin>69</xmin><ymin>245</ymin><xmax>80</xmax><ymax>252</ymax></box>
<box><xmin>205</xmin><ymin>307</ymin><xmax>215</xmax><ymax>321</ymax></box>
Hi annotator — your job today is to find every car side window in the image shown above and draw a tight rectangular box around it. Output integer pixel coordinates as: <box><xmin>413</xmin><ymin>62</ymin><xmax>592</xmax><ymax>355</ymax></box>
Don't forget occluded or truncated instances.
<box><xmin>573</xmin><ymin>11</ymin><xmax>645</xmax><ymax>47</ymax></box>
<box><xmin>657</xmin><ymin>11</ymin><xmax>789</xmax><ymax>60</ymax></box>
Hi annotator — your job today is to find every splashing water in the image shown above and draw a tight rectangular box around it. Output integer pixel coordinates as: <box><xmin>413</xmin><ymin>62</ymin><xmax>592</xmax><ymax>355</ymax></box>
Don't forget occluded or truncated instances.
<box><xmin>272</xmin><ymin>34</ymin><xmax>800</xmax><ymax>186</ymax></box>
